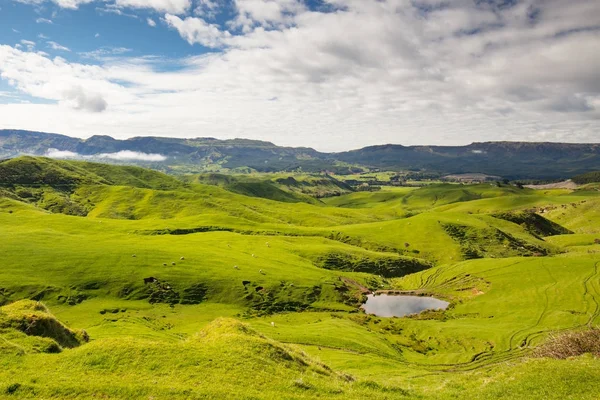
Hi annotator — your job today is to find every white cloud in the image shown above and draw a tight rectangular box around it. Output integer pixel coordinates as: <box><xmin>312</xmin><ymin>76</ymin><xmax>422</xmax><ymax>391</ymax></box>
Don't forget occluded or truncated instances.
<box><xmin>96</xmin><ymin>150</ymin><xmax>167</xmax><ymax>161</ymax></box>
<box><xmin>36</xmin><ymin>18</ymin><xmax>53</xmax><ymax>24</ymax></box>
<box><xmin>147</xmin><ymin>17</ymin><xmax>157</xmax><ymax>27</ymax></box>
<box><xmin>20</xmin><ymin>40</ymin><xmax>36</xmax><ymax>51</ymax></box>
<box><xmin>45</xmin><ymin>148</ymin><xmax>167</xmax><ymax>161</ymax></box>
<box><xmin>79</xmin><ymin>47</ymin><xmax>132</xmax><ymax>59</ymax></box>
<box><xmin>45</xmin><ymin>148</ymin><xmax>79</xmax><ymax>158</ymax></box>
<box><xmin>63</xmin><ymin>85</ymin><xmax>108</xmax><ymax>112</ymax></box>
<box><xmin>38</xmin><ymin>34</ymin><xmax>50</xmax><ymax>39</ymax></box>
<box><xmin>96</xmin><ymin>3</ymin><xmax>140</xmax><ymax>18</ymax></box>
<box><xmin>1</xmin><ymin>0</ymin><xmax>599</xmax><ymax>151</ymax></box>
<box><xmin>164</xmin><ymin>14</ymin><xmax>230</xmax><ymax>48</ymax></box>
<box><xmin>55</xmin><ymin>0</ymin><xmax>93</xmax><ymax>7</ymax></box>
<box><xmin>115</xmin><ymin>0</ymin><xmax>191</xmax><ymax>14</ymax></box>
<box><xmin>194</xmin><ymin>0</ymin><xmax>223</xmax><ymax>19</ymax></box>
<box><xmin>47</xmin><ymin>41</ymin><xmax>71</xmax><ymax>52</ymax></box>
<box><xmin>232</xmin><ymin>0</ymin><xmax>305</xmax><ymax>31</ymax></box>
<box><xmin>16</xmin><ymin>0</ymin><xmax>94</xmax><ymax>9</ymax></box>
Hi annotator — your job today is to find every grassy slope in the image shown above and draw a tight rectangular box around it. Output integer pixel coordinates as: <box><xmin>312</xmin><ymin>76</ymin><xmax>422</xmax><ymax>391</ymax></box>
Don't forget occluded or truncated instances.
<box><xmin>1</xmin><ymin>157</ymin><xmax>599</xmax><ymax>399</ymax></box>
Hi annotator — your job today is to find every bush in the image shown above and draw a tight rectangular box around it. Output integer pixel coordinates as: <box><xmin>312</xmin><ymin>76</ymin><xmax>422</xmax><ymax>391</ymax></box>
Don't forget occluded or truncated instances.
<box><xmin>534</xmin><ymin>327</ymin><xmax>600</xmax><ymax>359</ymax></box>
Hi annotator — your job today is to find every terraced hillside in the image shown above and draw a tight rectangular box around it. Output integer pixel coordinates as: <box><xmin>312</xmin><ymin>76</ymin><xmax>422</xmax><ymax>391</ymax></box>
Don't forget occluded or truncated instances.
<box><xmin>1</xmin><ymin>157</ymin><xmax>599</xmax><ymax>399</ymax></box>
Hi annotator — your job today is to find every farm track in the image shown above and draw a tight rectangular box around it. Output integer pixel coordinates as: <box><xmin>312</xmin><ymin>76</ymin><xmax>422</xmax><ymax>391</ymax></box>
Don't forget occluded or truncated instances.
<box><xmin>391</xmin><ymin>258</ymin><xmax>600</xmax><ymax>374</ymax></box>
<box><xmin>509</xmin><ymin>262</ymin><xmax>557</xmax><ymax>350</ymax></box>
<box><xmin>583</xmin><ymin>261</ymin><xmax>600</xmax><ymax>326</ymax></box>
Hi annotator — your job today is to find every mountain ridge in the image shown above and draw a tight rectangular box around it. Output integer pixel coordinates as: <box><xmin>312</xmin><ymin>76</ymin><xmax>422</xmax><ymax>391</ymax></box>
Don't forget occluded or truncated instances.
<box><xmin>2</xmin><ymin>129</ymin><xmax>600</xmax><ymax>179</ymax></box>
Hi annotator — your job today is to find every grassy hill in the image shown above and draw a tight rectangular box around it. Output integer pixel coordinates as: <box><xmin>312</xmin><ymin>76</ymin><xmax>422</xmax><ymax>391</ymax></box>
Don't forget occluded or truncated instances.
<box><xmin>184</xmin><ymin>172</ymin><xmax>353</xmax><ymax>204</ymax></box>
<box><xmin>0</xmin><ymin>156</ymin><xmax>599</xmax><ymax>399</ymax></box>
<box><xmin>0</xmin><ymin>156</ymin><xmax>184</xmax><ymax>189</ymax></box>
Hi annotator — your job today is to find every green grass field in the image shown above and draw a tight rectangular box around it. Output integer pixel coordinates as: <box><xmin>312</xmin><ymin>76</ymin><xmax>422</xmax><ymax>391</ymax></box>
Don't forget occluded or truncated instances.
<box><xmin>1</xmin><ymin>157</ymin><xmax>599</xmax><ymax>399</ymax></box>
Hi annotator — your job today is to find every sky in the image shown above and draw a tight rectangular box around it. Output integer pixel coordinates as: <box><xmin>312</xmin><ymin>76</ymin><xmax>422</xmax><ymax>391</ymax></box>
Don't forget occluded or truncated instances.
<box><xmin>0</xmin><ymin>0</ymin><xmax>598</xmax><ymax>151</ymax></box>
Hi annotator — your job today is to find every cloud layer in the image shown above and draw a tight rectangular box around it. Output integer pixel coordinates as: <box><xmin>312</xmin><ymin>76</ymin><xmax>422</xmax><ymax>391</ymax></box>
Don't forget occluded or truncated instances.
<box><xmin>46</xmin><ymin>148</ymin><xmax>167</xmax><ymax>161</ymax></box>
<box><xmin>2</xmin><ymin>0</ymin><xmax>599</xmax><ymax>151</ymax></box>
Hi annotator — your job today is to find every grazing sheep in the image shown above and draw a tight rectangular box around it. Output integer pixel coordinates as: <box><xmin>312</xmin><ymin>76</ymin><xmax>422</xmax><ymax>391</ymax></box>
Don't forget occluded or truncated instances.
<box><xmin>234</xmin><ymin>265</ymin><xmax>239</xmax><ymax>270</ymax></box>
<box><xmin>252</xmin><ymin>254</ymin><xmax>256</xmax><ymax>258</ymax></box>
<box><xmin>171</xmin><ymin>262</ymin><xmax>176</xmax><ymax>266</ymax></box>
<box><xmin>180</xmin><ymin>256</ymin><xmax>185</xmax><ymax>260</ymax></box>
<box><xmin>259</xmin><ymin>269</ymin><xmax>266</xmax><ymax>275</ymax></box>
<box><xmin>163</xmin><ymin>263</ymin><xmax>167</xmax><ymax>267</ymax></box>
<box><xmin>132</xmin><ymin>254</ymin><xmax>136</xmax><ymax>257</ymax></box>
<box><xmin>271</xmin><ymin>322</ymin><xmax>275</xmax><ymax>327</ymax></box>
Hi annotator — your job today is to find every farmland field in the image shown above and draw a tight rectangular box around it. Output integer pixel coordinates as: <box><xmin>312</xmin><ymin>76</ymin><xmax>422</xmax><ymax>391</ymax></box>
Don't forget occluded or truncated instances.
<box><xmin>1</xmin><ymin>157</ymin><xmax>599</xmax><ymax>399</ymax></box>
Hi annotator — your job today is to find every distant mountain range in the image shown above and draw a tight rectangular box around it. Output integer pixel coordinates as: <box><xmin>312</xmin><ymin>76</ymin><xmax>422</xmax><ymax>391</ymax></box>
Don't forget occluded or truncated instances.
<box><xmin>1</xmin><ymin>129</ymin><xmax>600</xmax><ymax>179</ymax></box>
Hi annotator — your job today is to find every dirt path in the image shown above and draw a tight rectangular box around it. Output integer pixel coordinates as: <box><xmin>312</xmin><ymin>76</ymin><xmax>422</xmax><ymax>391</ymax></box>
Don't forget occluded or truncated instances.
<box><xmin>524</xmin><ymin>180</ymin><xmax>578</xmax><ymax>190</ymax></box>
<box><xmin>339</xmin><ymin>277</ymin><xmax>370</xmax><ymax>293</ymax></box>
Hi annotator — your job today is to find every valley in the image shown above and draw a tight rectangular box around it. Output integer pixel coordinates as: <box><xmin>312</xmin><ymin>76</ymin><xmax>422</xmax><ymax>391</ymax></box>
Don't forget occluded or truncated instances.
<box><xmin>1</xmin><ymin>156</ymin><xmax>599</xmax><ymax>399</ymax></box>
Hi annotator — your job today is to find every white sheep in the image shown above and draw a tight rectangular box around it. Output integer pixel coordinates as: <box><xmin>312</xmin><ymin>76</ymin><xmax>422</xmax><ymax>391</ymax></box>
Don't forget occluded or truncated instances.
<box><xmin>271</xmin><ymin>322</ymin><xmax>275</xmax><ymax>327</ymax></box>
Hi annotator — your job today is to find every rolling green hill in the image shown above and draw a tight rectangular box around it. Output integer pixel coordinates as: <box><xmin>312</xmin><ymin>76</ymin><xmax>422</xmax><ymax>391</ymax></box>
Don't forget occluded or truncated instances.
<box><xmin>0</xmin><ymin>156</ymin><xmax>599</xmax><ymax>399</ymax></box>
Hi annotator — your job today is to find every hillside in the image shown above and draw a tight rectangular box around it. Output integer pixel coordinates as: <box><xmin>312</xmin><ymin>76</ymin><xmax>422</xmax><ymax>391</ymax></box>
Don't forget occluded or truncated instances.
<box><xmin>573</xmin><ymin>171</ymin><xmax>600</xmax><ymax>185</ymax></box>
<box><xmin>185</xmin><ymin>173</ymin><xmax>353</xmax><ymax>203</ymax></box>
<box><xmin>335</xmin><ymin>142</ymin><xmax>600</xmax><ymax>179</ymax></box>
<box><xmin>2</xmin><ymin>130</ymin><xmax>600</xmax><ymax>179</ymax></box>
<box><xmin>0</xmin><ymin>157</ymin><xmax>599</xmax><ymax>399</ymax></box>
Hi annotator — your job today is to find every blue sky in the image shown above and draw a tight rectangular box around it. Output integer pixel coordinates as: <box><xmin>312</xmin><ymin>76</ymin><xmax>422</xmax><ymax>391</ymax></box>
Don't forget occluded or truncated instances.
<box><xmin>0</xmin><ymin>0</ymin><xmax>598</xmax><ymax>151</ymax></box>
<box><xmin>1</xmin><ymin>1</ymin><xmax>209</xmax><ymax>66</ymax></box>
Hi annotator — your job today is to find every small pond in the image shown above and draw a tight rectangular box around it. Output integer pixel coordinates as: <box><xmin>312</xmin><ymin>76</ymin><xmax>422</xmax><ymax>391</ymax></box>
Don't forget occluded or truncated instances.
<box><xmin>361</xmin><ymin>294</ymin><xmax>449</xmax><ymax>317</ymax></box>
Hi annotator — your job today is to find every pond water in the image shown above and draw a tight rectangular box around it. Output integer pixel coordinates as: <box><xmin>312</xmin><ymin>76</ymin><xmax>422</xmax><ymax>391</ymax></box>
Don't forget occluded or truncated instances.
<box><xmin>361</xmin><ymin>294</ymin><xmax>449</xmax><ymax>317</ymax></box>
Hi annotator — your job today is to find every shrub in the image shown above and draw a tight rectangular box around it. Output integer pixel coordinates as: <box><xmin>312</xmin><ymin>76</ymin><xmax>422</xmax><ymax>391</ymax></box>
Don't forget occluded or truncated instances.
<box><xmin>534</xmin><ymin>327</ymin><xmax>600</xmax><ymax>359</ymax></box>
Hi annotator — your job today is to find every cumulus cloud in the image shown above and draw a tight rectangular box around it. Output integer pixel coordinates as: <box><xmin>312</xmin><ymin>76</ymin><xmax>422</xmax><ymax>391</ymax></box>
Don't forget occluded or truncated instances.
<box><xmin>232</xmin><ymin>0</ymin><xmax>306</xmax><ymax>31</ymax></box>
<box><xmin>1</xmin><ymin>0</ymin><xmax>599</xmax><ymax>150</ymax></box>
<box><xmin>63</xmin><ymin>86</ymin><xmax>108</xmax><ymax>112</ymax></box>
<box><xmin>115</xmin><ymin>0</ymin><xmax>191</xmax><ymax>14</ymax></box>
<box><xmin>194</xmin><ymin>0</ymin><xmax>223</xmax><ymax>19</ymax></box>
<box><xmin>164</xmin><ymin>14</ymin><xmax>230</xmax><ymax>47</ymax></box>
